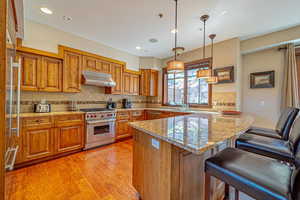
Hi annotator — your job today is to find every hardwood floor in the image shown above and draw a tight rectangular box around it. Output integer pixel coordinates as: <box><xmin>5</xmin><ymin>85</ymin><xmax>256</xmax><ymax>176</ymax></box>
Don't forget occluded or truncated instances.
<box><xmin>5</xmin><ymin>139</ymin><xmax>139</xmax><ymax>200</ymax></box>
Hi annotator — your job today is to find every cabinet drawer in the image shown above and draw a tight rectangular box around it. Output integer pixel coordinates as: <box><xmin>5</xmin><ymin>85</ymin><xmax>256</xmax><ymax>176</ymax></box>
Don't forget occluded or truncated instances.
<box><xmin>23</xmin><ymin>117</ymin><xmax>52</xmax><ymax>128</ymax></box>
<box><xmin>131</xmin><ymin>110</ymin><xmax>144</xmax><ymax>120</ymax></box>
<box><xmin>117</xmin><ymin>111</ymin><xmax>130</xmax><ymax>120</ymax></box>
<box><xmin>54</xmin><ymin>114</ymin><xmax>84</xmax><ymax>127</ymax></box>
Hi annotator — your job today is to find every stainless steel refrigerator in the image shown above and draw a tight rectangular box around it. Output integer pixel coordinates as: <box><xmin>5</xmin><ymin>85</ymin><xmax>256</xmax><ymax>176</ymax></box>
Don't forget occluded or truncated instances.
<box><xmin>5</xmin><ymin>21</ymin><xmax>21</xmax><ymax>171</ymax></box>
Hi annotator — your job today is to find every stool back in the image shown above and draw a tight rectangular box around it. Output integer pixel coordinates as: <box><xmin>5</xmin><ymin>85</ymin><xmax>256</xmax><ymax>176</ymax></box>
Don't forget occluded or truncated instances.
<box><xmin>277</xmin><ymin>107</ymin><xmax>299</xmax><ymax>140</ymax></box>
<box><xmin>288</xmin><ymin>116</ymin><xmax>300</xmax><ymax>167</ymax></box>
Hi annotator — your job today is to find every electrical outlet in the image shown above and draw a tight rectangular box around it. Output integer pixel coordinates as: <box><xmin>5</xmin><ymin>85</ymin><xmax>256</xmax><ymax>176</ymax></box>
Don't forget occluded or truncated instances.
<box><xmin>151</xmin><ymin>138</ymin><xmax>160</xmax><ymax>149</ymax></box>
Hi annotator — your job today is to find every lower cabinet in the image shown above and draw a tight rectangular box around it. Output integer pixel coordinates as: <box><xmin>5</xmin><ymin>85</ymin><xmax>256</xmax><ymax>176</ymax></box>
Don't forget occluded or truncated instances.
<box><xmin>116</xmin><ymin>119</ymin><xmax>130</xmax><ymax>139</ymax></box>
<box><xmin>55</xmin><ymin>125</ymin><xmax>84</xmax><ymax>154</ymax></box>
<box><xmin>17</xmin><ymin>114</ymin><xmax>84</xmax><ymax>166</ymax></box>
<box><xmin>23</xmin><ymin>127</ymin><xmax>54</xmax><ymax>162</ymax></box>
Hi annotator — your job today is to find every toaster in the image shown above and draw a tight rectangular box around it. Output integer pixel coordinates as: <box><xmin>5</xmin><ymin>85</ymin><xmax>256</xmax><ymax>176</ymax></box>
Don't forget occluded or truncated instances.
<box><xmin>34</xmin><ymin>103</ymin><xmax>51</xmax><ymax>113</ymax></box>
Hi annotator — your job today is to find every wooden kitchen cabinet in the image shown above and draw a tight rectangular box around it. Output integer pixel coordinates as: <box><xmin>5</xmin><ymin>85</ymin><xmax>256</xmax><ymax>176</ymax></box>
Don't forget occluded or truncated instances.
<box><xmin>116</xmin><ymin>111</ymin><xmax>131</xmax><ymax>140</ymax></box>
<box><xmin>19</xmin><ymin>52</ymin><xmax>41</xmax><ymax>91</ymax></box>
<box><xmin>55</xmin><ymin>125</ymin><xmax>84</xmax><ymax>154</ymax></box>
<box><xmin>16</xmin><ymin>114</ymin><xmax>84</xmax><ymax>167</ymax></box>
<box><xmin>83</xmin><ymin>56</ymin><xmax>111</xmax><ymax>74</ymax></box>
<box><xmin>18</xmin><ymin>52</ymin><xmax>63</xmax><ymax>92</ymax></box>
<box><xmin>63</xmin><ymin>51</ymin><xmax>82</xmax><ymax>93</ymax></box>
<box><xmin>106</xmin><ymin>63</ymin><xmax>123</xmax><ymax>94</ymax></box>
<box><xmin>140</xmin><ymin>69</ymin><xmax>158</xmax><ymax>96</ymax></box>
<box><xmin>123</xmin><ymin>73</ymin><xmax>131</xmax><ymax>95</ymax></box>
<box><xmin>40</xmin><ymin>57</ymin><xmax>63</xmax><ymax>92</ymax></box>
<box><xmin>123</xmin><ymin>72</ymin><xmax>140</xmax><ymax>96</ymax></box>
<box><xmin>23</xmin><ymin>127</ymin><xmax>54</xmax><ymax>162</ymax></box>
<box><xmin>54</xmin><ymin>114</ymin><xmax>84</xmax><ymax>153</ymax></box>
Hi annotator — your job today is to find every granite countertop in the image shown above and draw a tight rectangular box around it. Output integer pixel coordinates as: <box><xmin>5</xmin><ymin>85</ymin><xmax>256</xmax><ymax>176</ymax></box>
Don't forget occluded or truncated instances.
<box><xmin>10</xmin><ymin>111</ymin><xmax>85</xmax><ymax>118</ymax></box>
<box><xmin>129</xmin><ymin>113</ymin><xmax>254</xmax><ymax>155</ymax></box>
<box><xmin>117</xmin><ymin>107</ymin><xmax>219</xmax><ymax>114</ymax></box>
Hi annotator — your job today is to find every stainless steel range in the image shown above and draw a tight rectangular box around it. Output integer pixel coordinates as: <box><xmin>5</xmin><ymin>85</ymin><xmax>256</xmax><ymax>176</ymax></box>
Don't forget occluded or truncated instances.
<box><xmin>81</xmin><ymin>108</ymin><xmax>116</xmax><ymax>150</ymax></box>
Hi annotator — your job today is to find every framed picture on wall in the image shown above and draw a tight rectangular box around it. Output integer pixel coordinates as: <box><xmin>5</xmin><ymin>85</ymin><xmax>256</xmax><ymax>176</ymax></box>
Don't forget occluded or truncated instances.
<box><xmin>214</xmin><ymin>66</ymin><xmax>234</xmax><ymax>84</ymax></box>
<box><xmin>250</xmin><ymin>71</ymin><xmax>275</xmax><ymax>89</ymax></box>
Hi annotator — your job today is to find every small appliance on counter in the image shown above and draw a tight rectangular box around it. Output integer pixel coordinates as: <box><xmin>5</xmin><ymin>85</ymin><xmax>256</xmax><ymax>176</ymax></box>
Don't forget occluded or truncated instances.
<box><xmin>122</xmin><ymin>98</ymin><xmax>132</xmax><ymax>109</ymax></box>
<box><xmin>34</xmin><ymin>99</ymin><xmax>51</xmax><ymax>113</ymax></box>
<box><xmin>106</xmin><ymin>98</ymin><xmax>116</xmax><ymax>110</ymax></box>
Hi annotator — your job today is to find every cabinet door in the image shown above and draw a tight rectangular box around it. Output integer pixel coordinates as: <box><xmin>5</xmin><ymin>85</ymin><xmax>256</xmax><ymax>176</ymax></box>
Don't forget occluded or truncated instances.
<box><xmin>116</xmin><ymin>120</ymin><xmax>131</xmax><ymax>139</ymax></box>
<box><xmin>23</xmin><ymin>128</ymin><xmax>54</xmax><ymax>161</ymax></box>
<box><xmin>63</xmin><ymin>51</ymin><xmax>82</xmax><ymax>92</ymax></box>
<box><xmin>123</xmin><ymin>73</ymin><xmax>131</xmax><ymax>95</ymax></box>
<box><xmin>19</xmin><ymin>52</ymin><xmax>41</xmax><ymax>91</ymax></box>
<box><xmin>131</xmin><ymin>74</ymin><xmax>140</xmax><ymax>95</ymax></box>
<box><xmin>111</xmin><ymin>64</ymin><xmax>123</xmax><ymax>94</ymax></box>
<box><xmin>55</xmin><ymin>125</ymin><xmax>83</xmax><ymax>153</ymax></box>
<box><xmin>83</xmin><ymin>56</ymin><xmax>97</xmax><ymax>71</ymax></box>
<box><xmin>98</xmin><ymin>61</ymin><xmax>111</xmax><ymax>74</ymax></box>
<box><xmin>40</xmin><ymin>57</ymin><xmax>63</xmax><ymax>92</ymax></box>
<box><xmin>140</xmin><ymin>69</ymin><xmax>150</xmax><ymax>96</ymax></box>
<box><xmin>150</xmin><ymin>70</ymin><xmax>158</xmax><ymax>97</ymax></box>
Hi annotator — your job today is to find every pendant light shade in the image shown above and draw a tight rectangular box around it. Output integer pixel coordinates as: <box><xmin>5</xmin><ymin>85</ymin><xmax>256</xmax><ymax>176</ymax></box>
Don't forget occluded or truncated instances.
<box><xmin>167</xmin><ymin>60</ymin><xmax>185</xmax><ymax>73</ymax></box>
<box><xmin>206</xmin><ymin>76</ymin><xmax>218</xmax><ymax>84</ymax></box>
<box><xmin>196</xmin><ymin>68</ymin><xmax>212</xmax><ymax>79</ymax></box>
<box><xmin>167</xmin><ymin>0</ymin><xmax>184</xmax><ymax>73</ymax></box>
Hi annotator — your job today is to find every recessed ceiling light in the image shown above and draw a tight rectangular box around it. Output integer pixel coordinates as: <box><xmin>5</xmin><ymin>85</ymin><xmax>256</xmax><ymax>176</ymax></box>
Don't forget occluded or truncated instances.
<box><xmin>40</xmin><ymin>7</ymin><xmax>53</xmax><ymax>15</ymax></box>
<box><xmin>136</xmin><ymin>46</ymin><xmax>142</xmax><ymax>50</ymax></box>
<box><xmin>171</xmin><ymin>28</ymin><xmax>178</xmax><ymax>34</ymax></box>
<box><xmin>63</xmin><ymin>16</ymin><xmax>72</xmax><ymax>21</ymax></box>
<box><xmin>221</xmin><ymin>11</ymin><xmax>228</xmax><ymax>15</ymax></box>
<box><xmin>149</xmin><ymin>38</ymin><xmax>158</xmax><ymax>43</ymax></box>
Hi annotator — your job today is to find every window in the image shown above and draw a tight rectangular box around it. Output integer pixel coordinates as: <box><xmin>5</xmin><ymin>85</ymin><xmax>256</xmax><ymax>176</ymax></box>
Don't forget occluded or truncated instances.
<box><xmin>163</xmin><ymin>59</ymin><xmax>212</xmax><ymax>107</ymax></box>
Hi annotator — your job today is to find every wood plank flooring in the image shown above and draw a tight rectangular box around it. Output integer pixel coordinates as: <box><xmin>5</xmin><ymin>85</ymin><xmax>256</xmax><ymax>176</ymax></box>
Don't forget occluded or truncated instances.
<box><xmin>5</xmin><ymin>139</ymin><xmax>139</xmax><ymax>200</ymax></box>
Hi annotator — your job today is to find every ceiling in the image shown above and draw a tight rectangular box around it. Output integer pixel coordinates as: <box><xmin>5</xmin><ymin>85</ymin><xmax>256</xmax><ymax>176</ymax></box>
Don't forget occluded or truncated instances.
<box><xmin>25</xmin><ymin>0</ymin><xmax>300</xmax><ymax>58</ymax></box>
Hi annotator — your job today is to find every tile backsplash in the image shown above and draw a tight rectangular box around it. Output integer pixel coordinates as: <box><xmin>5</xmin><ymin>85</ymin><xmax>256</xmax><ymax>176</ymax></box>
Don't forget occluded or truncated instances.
<box><xmin>21</xmin><ymin>85</ymin><xmax>147</xmax><ymax>113</ymax></box>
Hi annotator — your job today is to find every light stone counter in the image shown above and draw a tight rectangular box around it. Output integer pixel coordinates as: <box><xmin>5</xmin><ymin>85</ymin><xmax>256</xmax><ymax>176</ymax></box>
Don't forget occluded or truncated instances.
<box><xmin>129</xmin><ymin>112</ymin><xmax>254</xmax><ymax>155</ymax></box>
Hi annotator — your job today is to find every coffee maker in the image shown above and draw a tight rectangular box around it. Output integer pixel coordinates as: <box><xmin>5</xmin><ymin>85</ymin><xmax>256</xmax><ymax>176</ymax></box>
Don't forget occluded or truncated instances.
<box><xmin>122</xmin><ymin>98</ymin><xmax>132</xmax><ymax>109</ymax></box>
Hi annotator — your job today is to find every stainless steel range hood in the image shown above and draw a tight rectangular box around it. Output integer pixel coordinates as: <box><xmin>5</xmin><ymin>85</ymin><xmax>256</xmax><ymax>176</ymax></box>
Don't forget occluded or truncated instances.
<box><xmin>82</xmin><ymin>71</ymin><xmax>116</xmax><ymax>87</ymax></box>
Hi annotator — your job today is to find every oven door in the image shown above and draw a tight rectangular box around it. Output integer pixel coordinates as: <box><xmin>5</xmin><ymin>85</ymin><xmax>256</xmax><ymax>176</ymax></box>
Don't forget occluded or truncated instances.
<box><xmin>86</xmin><ymin>119</ymin><xmax>115</xmax><ymax>144</ymax></box>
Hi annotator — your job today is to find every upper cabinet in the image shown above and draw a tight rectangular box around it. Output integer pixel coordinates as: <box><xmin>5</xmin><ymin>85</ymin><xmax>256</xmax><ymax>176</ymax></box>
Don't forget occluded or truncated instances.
<box><xmin>40</xmin><ymin>57</ymin><xmax>63</xmax><ymax>92</ymax></box>
<box><xmin>17</xmin><ymin>45</ymin><xmax>143</xmax><ymax>95</ymax></box>
<box><xmin>19</xmin><ymin>52</ymin><xmax>40</xmax><ymax>91</ymax></box>
<box><xmin>83</xmin><ymin>55</ymin><xmax>112</xmax><ymax>74</ymax></box>
<box><xmin>140</xmin><ymin>69</ymin><xmax>158</xmax><ymax>97</ymax></box>
<box><xmin>106</xmin><ymin>63</ymin><xmax>123</xmax><ymax>94</ymax></box>
<box><xmin>63</xmin><ymin>51</ymin><xmax>82</xmax><ymax>93</ymax></box>
<box><xmin>123</xmin><ymin>72</ymin><xmax>140</xmax><ymax>96</ymax></box>
<box><xmin>18</xmin><ymin>52</ymin><xmax>63</xmax><ymax>92</ymax></box>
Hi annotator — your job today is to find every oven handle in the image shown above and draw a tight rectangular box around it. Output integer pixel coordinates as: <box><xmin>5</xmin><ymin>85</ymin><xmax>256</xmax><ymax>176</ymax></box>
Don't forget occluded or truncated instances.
<box><xmin>87</xmin><ymin>119</ymin><xmax>116</xmax><ymax>124</ymax></box>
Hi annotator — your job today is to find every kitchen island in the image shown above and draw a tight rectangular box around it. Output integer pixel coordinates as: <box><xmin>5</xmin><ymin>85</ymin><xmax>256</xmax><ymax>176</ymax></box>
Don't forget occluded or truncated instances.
<box><xmin>129</xmin><ymin>112</ymin><xmax>254</xmax><ymax>200</ymax></box>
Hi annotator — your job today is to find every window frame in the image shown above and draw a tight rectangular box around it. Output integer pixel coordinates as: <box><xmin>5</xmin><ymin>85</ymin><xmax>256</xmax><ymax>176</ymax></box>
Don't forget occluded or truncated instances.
<box><xmin>162</xmin><ymin>58</ymin><xmax>212</xmax><ymax>108</ymax></box>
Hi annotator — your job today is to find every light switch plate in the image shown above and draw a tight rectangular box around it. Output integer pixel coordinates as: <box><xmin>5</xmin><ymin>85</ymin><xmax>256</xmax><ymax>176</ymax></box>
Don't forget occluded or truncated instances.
<box><xmin>151</xmin><ymin>138</ymin><xmax>160</xmax><ymax>149</ymax></box>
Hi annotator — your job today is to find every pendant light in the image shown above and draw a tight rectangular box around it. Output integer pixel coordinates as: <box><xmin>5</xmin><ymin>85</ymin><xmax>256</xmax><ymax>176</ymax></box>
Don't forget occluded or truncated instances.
<box><xmin>206</xmin><ymin>34</ymin><xmax>218</xmax><ymax>84</ymax></box>
<box><xmin>167</xmin><ymin>0</ymin><xmax>185</xmax><ymax>73</ymax></box>
<box><xmin>196</xmin><ymin>15</ymin><xmax>212</xmax><ymax>79</ymax></box>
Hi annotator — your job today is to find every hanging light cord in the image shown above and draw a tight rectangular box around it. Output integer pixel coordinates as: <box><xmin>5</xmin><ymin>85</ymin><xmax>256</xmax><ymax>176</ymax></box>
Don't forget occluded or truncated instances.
<box><xmin>174</xmin><ymin>0</ymin><xmax>178</xmax><ymax>61</ymax></box>
<box><xmin>203</xmin><ymin>19</ymin><xmax>206</xmax><ymax>59</ymax></box>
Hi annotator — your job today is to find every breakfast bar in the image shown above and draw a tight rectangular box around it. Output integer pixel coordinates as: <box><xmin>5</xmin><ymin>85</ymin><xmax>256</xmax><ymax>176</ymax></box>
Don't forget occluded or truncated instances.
<box><xmin>129</xmin><ymin>112</ymin><xmax>254</xmax><ymax>200</ymax></box>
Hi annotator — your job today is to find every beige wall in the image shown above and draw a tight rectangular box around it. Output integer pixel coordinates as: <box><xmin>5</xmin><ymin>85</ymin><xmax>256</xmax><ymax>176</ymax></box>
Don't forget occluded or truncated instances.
<box><xmin>241</xmin><ymin>25</ymin><xmax>300</xmax><ymax>54</ymax></box>
<box><xmin>23</xmin><ymin>20</ymin><xmax>140</xmax><ymax>70</ymax></box>
<box><xmin>151</xmin><ymin>38</ymin><xmax>241</xmax><ymax>111</ymax></box>
<box><xmin>242</xmin><ymin>47</ymin><xmax>284</xmax><ymax>128</ymax></box>
<box><xmin>139</xmin><ymin>57</ymin><xmax>163</xmax><ymax>70</ymax></box>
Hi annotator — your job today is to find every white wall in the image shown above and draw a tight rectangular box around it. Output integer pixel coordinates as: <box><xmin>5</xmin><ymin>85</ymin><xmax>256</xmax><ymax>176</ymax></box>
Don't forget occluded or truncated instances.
<box><xmin>242</xmin><ymin>48</ymin><xmax>284</xmax><ymax>128</ymax></box>
<box><xmin>23</xmin><ymin>20</ymin><xmax>140</xmax><ymax>70</ymax></box>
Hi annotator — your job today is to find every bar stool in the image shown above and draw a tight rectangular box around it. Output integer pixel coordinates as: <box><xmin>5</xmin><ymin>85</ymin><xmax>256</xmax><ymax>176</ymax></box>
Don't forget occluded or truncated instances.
<box><xmin>236</xmin><ymin>115</ymin><xmax>300</xmax><ymax>166</ymax></box>
<box><xmin>247</xmin><ymin>107</ymin><xmax>299</xmax><ymax>140</ymax></box>
<box><xmin>204</xmin><ymin>148</ymin><xmax>299</xmax><ymax>200</ymax></box>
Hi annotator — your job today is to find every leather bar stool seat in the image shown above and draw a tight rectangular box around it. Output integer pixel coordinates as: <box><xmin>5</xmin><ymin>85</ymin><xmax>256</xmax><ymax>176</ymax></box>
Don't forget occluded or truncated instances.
<box><xmin>205</xmin><ymin>148</ymin><xmax>300</xmax><ymax>200</ymax></box>
<box><xmin>236</xmin><ymin>133</ymin><xmax>293</xmax><ymax>163</ymax></box>
<box><xmin>247</xmin><ymin>107</ymin><xmax>299</xmax><ymax>140</ymax></box>
<box><xmin>236</xmin><ymin>115</ymin><xmax>300</xmax><ymax>166</ymax></box>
